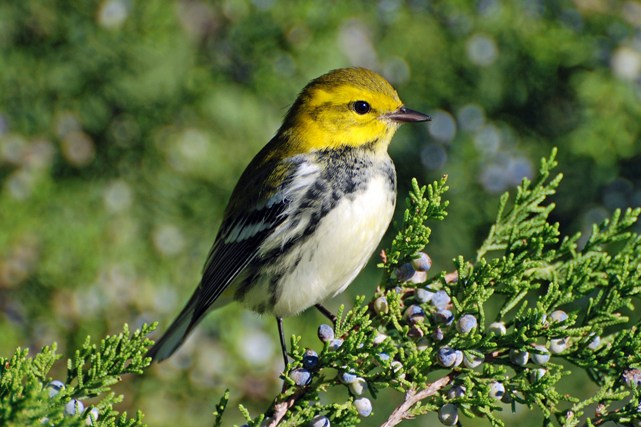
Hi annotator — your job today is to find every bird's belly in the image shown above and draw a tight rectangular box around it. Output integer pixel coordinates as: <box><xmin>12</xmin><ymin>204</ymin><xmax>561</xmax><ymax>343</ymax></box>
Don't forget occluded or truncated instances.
<box><xmin>270</xmin><ymin>174</ymin><xmax>395</xmax><ymax>317</ymax></box>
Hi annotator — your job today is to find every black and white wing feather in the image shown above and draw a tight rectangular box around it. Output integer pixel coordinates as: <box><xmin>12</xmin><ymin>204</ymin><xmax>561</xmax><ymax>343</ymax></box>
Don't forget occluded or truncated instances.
<box><xmin>147</xmin><ymin>198</ymin><xmax>288</xmax><ymax>361</ymax></box>
<box><xmin>147</xmin><ymin>148</ymin><xmax>298</xmax><ymax>361</ymax></box>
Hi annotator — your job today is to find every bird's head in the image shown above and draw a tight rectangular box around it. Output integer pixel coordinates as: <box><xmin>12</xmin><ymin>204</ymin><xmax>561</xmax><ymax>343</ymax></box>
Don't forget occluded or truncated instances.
<box><xmin>281</xmin><ymin>67</ymin><xmax>430</xmax><ymax>153</ymax></box>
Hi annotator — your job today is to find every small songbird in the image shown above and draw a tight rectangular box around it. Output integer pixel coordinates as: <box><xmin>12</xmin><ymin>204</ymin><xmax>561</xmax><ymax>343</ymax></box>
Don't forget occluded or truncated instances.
<box><xmin>148</xmin><ymin>67</ymin><xmax>430</xmax><ymax>365</ymax></box>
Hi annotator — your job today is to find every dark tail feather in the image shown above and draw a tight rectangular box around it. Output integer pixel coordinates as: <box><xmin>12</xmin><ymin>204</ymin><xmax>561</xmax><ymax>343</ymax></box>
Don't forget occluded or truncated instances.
<box><xmin>147</xmin><ymin>295</ymin><xmax>199</xmax><ymax>362</ymax></box>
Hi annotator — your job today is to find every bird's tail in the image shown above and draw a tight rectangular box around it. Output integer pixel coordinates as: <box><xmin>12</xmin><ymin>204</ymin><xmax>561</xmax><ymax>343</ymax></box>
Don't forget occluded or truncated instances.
<box><xmin>147</xmin><ymin>294</ymin><xmax>199</xmax><ymax>362</ymax></box>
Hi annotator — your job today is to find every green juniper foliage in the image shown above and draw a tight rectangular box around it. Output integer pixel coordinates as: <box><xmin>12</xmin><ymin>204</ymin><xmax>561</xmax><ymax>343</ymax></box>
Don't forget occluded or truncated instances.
<box><xmin>236</xmin><ymin>150</ymin><xmax>641</xmax><ymax>426</ymax></box>
<box><xmin>212</xmin><ymin>389</ymin><xmax>230</xmax><ymax>427</ymax></box>
<box><xmin>3</xmin><ymin>151</ymin><xmax>641</xmax><ymax>426</ymax></box>
<box><xmin>381</xmin><ymin>176</ymin><xmax>449</xmax><ymax>272</ymax></box>
<box><xmin>0</xmin><ymin>323</ymin><xmax>154</xmax><ymax>427</ymax></box>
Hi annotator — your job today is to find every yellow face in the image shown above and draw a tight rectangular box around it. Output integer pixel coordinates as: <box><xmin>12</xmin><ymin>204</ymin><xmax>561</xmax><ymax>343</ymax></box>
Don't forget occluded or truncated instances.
<box><xmin>282</xmin><ymin>68</ymin><xmax>410</xmax><ymax>153</ymax></box>
<box><xmin>228</xmin><ymin>68</ymin><xmax>429</xmax><ymax>213</ymax></box>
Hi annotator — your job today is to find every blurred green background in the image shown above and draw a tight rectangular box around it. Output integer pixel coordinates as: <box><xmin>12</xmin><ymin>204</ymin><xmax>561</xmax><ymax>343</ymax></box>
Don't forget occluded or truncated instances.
<box><xmin>1</xmin><ymin>0</ymin><xmax>640</xmax><ymax>425</ymax></box>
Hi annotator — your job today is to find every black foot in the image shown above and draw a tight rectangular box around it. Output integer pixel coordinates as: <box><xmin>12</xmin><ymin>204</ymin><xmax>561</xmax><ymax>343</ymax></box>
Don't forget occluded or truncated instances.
<box><xmin>315</xmin><ymin>303</ymin><xmax>337</xmax><ymax>324</ymax></box>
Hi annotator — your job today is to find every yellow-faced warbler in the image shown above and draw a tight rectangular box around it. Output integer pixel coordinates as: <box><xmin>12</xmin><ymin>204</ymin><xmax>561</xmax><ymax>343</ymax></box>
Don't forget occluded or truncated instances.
<box><xmin>148</xmin><ymin>67</ymin><xmax>430</xmax><ymax>365</ymax></box>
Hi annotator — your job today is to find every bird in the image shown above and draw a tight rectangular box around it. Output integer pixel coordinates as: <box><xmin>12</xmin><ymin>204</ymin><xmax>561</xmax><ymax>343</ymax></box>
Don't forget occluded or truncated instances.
<box><xmin>147</xmin><ymin>67</ymin><xmax>431</xmax><ymax>367</ymax></box>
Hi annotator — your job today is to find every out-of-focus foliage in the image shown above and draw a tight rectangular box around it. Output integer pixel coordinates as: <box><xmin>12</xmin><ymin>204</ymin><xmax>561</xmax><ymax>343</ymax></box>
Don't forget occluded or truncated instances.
<box><xmin>0</xmin><ymin>0</ymin><xmax>639</xmax><ymax>425</ymax></box>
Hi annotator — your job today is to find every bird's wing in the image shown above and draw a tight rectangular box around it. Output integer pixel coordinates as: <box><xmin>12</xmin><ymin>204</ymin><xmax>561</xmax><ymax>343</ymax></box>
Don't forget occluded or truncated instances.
<box><xmin>147</xmin><ymin>189</ymin><xmax>289</xmax><ymax>362</ymax></box>
<box><xmin>148</xmin><ymin>150</ymin><xmax>315</xmax><ymax>361</ymax></box>
<box><xmin>191</xmin><ymin>197</ymin><xmax>288</xmax><ymax>319</ymax></box>
<box><xmin>193</xmin><ymin>152</ymin><xmax>321</xmax><ymax>317</ymax></box>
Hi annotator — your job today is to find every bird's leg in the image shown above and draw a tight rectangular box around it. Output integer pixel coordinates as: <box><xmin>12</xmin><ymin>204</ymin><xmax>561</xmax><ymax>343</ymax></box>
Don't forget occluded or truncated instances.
<box><xmin>276</xmin><ymin>317</ymin><xmax>289</xmax><ymax>371</ymax></box>
<box><xmin>314</xmin><ymin>303</ymin><xmax>337</xmax><ymax>324</ymax></box>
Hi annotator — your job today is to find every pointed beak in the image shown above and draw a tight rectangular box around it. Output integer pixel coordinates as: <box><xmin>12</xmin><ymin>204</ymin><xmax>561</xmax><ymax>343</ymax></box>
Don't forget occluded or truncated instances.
<box><xmin>383</xmin><ymin>106</ymin><xmax>431</xmax><ymax>123</ymax></box>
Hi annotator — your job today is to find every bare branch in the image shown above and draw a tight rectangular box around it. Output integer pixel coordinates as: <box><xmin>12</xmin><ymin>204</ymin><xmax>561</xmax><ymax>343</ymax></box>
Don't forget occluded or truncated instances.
<box><xmin>265</xmin><ymin>388</ymin><xmax>307</xmax><ymax>427</ymax></box>
<box><xmin>381</xmin><ymin>375</ymin><xmax>452</xmax><ymax>427</ymax></box>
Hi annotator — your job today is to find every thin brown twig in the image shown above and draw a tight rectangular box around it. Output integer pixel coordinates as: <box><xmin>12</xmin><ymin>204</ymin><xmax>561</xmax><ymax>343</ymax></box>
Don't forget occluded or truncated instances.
<box><xmin>265</xmin><ymin>397</ymin><xmax>296</xmax><ymax>427</ymax></box>
<box><xmin>380</xmin><ymin>375</ymin><xmax>452</xmax><ymax>427</ymax></box>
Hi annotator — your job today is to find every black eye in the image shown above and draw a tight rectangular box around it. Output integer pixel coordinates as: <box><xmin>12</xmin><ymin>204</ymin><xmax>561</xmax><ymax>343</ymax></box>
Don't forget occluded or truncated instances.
<box><xmin>353</xmin><ymin>100</ymin><xmax>371</xmax><ymax>115</ymax></box>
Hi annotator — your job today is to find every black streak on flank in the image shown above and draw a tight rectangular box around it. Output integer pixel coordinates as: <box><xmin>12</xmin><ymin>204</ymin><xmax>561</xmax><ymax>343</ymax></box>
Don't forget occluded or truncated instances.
<box><xmin>268</xmin><ymin>273</ymin><xmax>283</xmax><ymax>308</ymax></box>
<box><xmin>259</xmin><ymin>144</ymin><xmax>394</xmax><ymax>262</ymax></box>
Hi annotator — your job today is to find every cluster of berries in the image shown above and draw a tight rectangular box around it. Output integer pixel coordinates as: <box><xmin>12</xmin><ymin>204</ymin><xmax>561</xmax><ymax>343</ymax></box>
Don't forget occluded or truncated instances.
<box><xmin>281</xmin><ymin>251</ymin><xmax>603</xmax><ymax>425</ymax></box>
<box><xmin>382</xmin><ymin>253</ymin><xmax>592</xmax><ymax>425</ymax></box>
<box><xmin>44</xmin><ymin>380</ymin><xmax>99</xmax><ymax>425</ymax></box>
<box><xmin>287</xmin><ymin>323</ymin><xmax>373</xmax><ymax>426</ymax></box>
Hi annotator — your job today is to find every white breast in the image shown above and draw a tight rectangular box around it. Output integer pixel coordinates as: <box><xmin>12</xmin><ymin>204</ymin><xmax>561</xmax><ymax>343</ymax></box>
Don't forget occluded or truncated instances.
<box><xmin>271</xmin><ymin>173</ymin><xmax>395</xmax><ymax>317</ymax></box>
